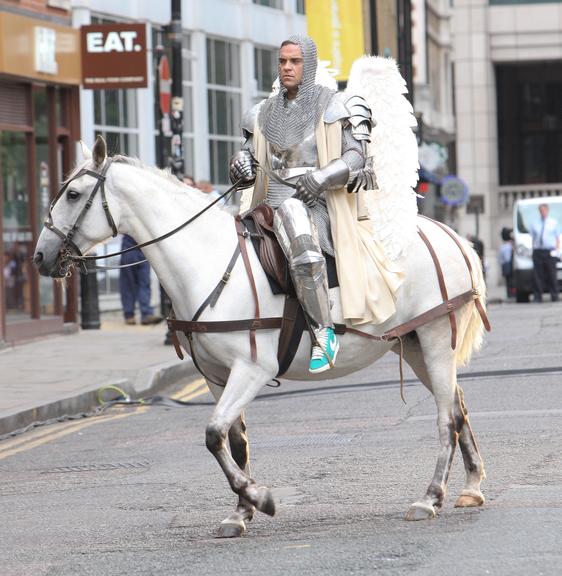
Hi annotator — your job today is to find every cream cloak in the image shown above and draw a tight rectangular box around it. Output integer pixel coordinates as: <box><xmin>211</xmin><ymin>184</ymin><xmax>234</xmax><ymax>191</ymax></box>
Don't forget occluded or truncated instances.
<box><xmin>249</xmin><ymin>120</ymin><xmax>404</xmax><ymax>326</ymax></box>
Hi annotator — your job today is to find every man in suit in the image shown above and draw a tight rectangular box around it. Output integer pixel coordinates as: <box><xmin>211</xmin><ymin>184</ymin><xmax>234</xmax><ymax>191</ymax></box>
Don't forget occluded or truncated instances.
<box><xmin>530</xmin><ymin>203</ymin><xmax>560</xmax><ymax>302</ymax></box>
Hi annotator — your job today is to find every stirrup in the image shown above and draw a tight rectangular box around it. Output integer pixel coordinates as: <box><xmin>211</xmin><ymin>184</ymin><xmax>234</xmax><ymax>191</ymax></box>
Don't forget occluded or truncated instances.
<box><xmin>309</xmin><ymin>326</ymin><xmax>339</xmax><ymax>373</ymax></box>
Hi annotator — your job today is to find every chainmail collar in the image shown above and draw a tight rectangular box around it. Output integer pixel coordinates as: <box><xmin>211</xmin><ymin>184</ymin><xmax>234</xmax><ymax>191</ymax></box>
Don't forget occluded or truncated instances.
<box><xmin>259</xmin><ymin>34</ymin><xmax>335</xmax><ymax>150</ymax></box>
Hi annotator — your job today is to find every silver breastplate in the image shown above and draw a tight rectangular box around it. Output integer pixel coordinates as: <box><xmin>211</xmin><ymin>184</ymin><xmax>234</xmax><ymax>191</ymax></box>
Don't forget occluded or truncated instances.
<box><xmin>268</xmin><ymin>129</ymin><xmax>318</xmax><ymax>172</ymax></box>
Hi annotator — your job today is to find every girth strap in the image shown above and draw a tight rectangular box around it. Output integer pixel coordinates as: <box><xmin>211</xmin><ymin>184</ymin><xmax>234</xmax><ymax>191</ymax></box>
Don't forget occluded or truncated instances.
<box><xmin>235</xmin><ymin>217</ymin><xmax>261</xmax><ymax>361</ymax></box>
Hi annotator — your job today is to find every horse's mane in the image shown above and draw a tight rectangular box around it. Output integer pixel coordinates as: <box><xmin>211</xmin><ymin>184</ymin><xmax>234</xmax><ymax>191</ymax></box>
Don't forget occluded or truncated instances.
<box><xmin>111</xmin><ymin>155</ymin><xmax>216</xmax><ymax>204</ymax></box>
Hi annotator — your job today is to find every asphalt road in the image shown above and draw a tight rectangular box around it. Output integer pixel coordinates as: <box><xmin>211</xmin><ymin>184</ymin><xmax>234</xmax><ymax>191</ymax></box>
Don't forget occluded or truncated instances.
<box><xmin>1</xmin><ymin>301</ymin><xmax>561</xmax><ymax>576</ymax></box>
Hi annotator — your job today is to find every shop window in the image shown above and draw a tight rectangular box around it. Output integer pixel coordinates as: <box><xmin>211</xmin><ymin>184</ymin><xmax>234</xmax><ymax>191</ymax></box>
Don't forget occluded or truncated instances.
<box><xmin>2</xmin><ymin>131</ymin><xmax>32</xmax><ymax>320</ymax></box>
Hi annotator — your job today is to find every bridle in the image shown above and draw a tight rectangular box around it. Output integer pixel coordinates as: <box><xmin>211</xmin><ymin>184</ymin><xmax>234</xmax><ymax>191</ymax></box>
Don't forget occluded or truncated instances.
<box><xmin>45</xmin><ymin>157</ymin><xmax>242</xmax><ymax>276</ymax></box>
<box><xmin>45</xmin><ymin>158</ymin><xmax>116</xmax><ymax>276</ymax></box>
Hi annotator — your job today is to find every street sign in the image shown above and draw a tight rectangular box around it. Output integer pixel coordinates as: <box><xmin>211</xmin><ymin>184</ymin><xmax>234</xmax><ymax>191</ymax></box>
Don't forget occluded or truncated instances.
<box><xmin>158</xmin><ymin>55</ymin><xmax>171</xmax><ymax>117</ymax></box>
<box><xmin>440</xmin><ymin>175</ymin><xmax>469</xmax><ymax>207</ymax></box>
<box><xmin>466</xmin><ymin>195</ymin><xmax>485</xmax><ymax>214</ymax></box>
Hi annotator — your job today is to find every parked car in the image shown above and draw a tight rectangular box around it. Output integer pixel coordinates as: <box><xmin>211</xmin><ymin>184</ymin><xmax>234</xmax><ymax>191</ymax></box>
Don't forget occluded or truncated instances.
<box><xmin>512</xmin><ymin>196</ymin><xmax>562</xmax><ymax>302</ymax></box>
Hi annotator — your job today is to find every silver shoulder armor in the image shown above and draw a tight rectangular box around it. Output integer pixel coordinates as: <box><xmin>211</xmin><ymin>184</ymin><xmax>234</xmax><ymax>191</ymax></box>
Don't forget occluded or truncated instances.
<box><xmin>241</xmin><ymin>102</ymin><xmax>262</xmax><ymax>139</ymax></box>
<box><xmin>324</xmin><ymin>92</ymin><xmax>373</xmax><ymax>143</ymax></box>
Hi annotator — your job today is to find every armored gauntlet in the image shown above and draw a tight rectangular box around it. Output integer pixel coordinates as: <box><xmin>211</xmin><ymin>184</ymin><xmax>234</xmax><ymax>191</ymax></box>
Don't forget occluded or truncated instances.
<box><xmin>294</xmin><ymin>159</ymin><xmax>350</xmax><ymax>208</ymax></box>
<box><xmin>229</xmin><ymin>150</ymin><xmax>256</xmax><ymax>185</ymax></box>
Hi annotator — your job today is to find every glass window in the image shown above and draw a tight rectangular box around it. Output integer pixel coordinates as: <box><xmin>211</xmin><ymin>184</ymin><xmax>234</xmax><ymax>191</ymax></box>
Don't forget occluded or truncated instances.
<box><xmin>296</xmin><ymin>0</ymin><xmax>306</xmax><ymax>15</ymax></box>
<box><xmin>207</xmin><ymin>38</ymin><xmax>243</xmax><ymax>187</ymax></box>
<box><xmin>255</xmin><ymin>46</ymin><xmax>277</xmax><ymax>96</ymax></box>
<box><xmin>93</xmin><ymin>87</ymin><xmax>139</xmax><ymax>297</ymax></box>
<box><xmin>497</xmin><ymin>63</ymin><xmax>562</xmax><ymax>185</ymax></box>
<box><xmin>2</xmin><ymin>131</ymin><xmax>32</xmax><ymax>320</ymax></box>
<box><xmin>253</xmin><ymin>0</ymin><xmax>283</xmax><ymax>8</ymax></box>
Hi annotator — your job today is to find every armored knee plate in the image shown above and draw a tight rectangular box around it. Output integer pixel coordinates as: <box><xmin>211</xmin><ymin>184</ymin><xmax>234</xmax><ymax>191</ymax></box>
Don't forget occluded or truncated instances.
<box><xmin>273</xmin><ymin>198</ymin><xmax>332</xmax><ymax>328</ymax></box>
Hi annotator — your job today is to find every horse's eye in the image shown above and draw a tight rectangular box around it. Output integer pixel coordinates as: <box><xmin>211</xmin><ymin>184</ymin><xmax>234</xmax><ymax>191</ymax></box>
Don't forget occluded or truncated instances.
<box><xmin>67</xmin><ymin>189</ymin><xmax>80</xmax><ymax>200</ymax></box>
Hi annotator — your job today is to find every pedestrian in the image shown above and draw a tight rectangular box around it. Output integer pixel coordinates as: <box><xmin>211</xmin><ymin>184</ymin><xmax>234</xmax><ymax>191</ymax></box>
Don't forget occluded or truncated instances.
<box><xmin>530</xmin><ymin>203</ymin><xmax>560</xmax><ymax>302</ymax></box>
<box><xmin>499</xmin><ymin>227</ymin><xmax>514</xmax><ymax>299</ymax></box>
<box><xmin>119</xmin><ymin>234</ymin><xmax>162</xmax><ymax>325</ymax></box>
<box><xmin>468</xmin><ymin>235</ymin><xmax>486</xmax><ymax>279</ymax></box>
<box><xmin>183</xmin><ymin>175</ymin><xmax>195</xmax><ymax>187</ymax></box>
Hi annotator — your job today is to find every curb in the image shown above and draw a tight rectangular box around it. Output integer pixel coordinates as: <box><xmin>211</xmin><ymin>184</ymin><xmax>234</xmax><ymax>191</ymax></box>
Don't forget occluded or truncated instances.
<box><xmin>0</xmin><ymin>358</ymin><xmax>200</xmax><ymax>438</ymax></box>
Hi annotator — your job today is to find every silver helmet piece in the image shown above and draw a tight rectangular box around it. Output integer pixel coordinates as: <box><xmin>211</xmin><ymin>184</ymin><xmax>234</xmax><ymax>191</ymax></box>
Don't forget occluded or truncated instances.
<box><xmin>259</xmin><ymin>34</ymin><xmax>334</xmax><ymax>150</ymax></box>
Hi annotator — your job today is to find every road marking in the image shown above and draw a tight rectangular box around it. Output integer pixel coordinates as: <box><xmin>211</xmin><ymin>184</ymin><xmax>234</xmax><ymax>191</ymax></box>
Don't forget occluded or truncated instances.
<box><xmin>171</xmin><ymin>377</ymin><xmax>206</xmax><ymax>401</ymax></box>
<box><xmin>170</xmin><ymin>377</ymin><xmax>210</xmax><ymax>402</ymax></box>
<box><xmin>284</xmin><ymin>544</ymin><xmax>311</xmax><ymax>550</ymax></box>
<box><xmin>0</xmin><ymin>407</ymin><xmax>148</xmax><ymax>462</ymax></box>
<box><xmin>0</xmin><ymin>378</ymin><xmax>210</xmax><ymax>461</ymax></box>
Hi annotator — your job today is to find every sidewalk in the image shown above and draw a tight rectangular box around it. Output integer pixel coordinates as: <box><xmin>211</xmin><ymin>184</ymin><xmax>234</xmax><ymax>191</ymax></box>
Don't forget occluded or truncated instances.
<box><xmin>0</xmin><ymin>313</ymin><xmax>198</xmax><ymax>437</ymax></box>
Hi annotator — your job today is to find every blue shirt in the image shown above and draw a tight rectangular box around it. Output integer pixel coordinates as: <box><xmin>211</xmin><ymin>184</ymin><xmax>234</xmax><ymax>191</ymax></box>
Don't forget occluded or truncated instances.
<box><xmin>530</xmin><ymin>217</ymin><xmax>560</xmax><ymax>250</ymax></box>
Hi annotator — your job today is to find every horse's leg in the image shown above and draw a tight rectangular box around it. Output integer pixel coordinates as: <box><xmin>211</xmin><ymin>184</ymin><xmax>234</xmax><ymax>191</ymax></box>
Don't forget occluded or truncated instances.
<box><xmin>205</xmin><ymin>360</ymin><xmax>276</xmax><ymax>531</ymax></box>
<box><xmin>454</xmin><ymin>385</ymin><xmax>486</xmax><ymax>508</ymax></box>
<box><xmin>395</xmin><ymin>326</ymin><xmax>461</xmax><ymax>520</ymax></box>
<box><xmin>397</xmin><ymin>333</ymin><xmax>486</xmax><ymax>511</ymax></box>
<box><xmin>206</xmin><ymin>381</ymin><xmax>256</xmax><ymax>538</ymax></box>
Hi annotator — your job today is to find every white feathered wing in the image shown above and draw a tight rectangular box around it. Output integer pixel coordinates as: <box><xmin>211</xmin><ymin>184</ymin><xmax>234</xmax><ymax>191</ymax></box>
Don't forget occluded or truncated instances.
<box><xmin>346</xmin><ymin>56</ymin><xmax>419</xmax><ymax>261</ymax></box>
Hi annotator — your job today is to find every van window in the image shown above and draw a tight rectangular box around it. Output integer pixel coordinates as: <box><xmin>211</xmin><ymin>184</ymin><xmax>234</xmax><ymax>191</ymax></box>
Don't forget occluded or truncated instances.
<box><xmin>517</xmin><ymin>202</ymin><xmax>562</xmax><ymax>234</ymax></box>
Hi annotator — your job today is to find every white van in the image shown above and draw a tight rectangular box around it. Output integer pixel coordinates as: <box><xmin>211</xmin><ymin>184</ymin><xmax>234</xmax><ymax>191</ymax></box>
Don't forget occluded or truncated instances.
<box><xmin>512</xmin><ymin>196</ymin><xmax>562</xmax><ymax>302</ymax></box>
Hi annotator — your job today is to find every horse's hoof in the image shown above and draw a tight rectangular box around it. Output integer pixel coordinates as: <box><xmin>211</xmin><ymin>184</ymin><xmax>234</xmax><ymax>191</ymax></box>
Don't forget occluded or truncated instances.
<box><xmin>255</xmin><ymin>487</ymin><xmax>276</xmax><ymax>517</ymax></box>
<box><xmin>455</xmin><ymin>490</ymin><xmax>485</xmax><ymax>508</ymax></box>
<box><xmin>405</xmin><ymin>502</ymin><xmax>436</xmax><ymax>521</ymax></box>
<box><xmin>217</xmin><ymin>520</ymin><xmax>245</xmax><ymax>538</ymax></box>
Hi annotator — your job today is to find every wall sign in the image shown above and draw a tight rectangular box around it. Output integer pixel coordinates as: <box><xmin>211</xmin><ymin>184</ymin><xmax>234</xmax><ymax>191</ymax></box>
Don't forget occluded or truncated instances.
<box><xmin>81</xmin><ymin>23</ymin><xmax>147</xmax><ymax>89</ymax></box>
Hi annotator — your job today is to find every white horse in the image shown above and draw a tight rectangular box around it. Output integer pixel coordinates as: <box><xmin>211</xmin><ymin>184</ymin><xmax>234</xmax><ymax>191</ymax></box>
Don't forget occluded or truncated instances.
<box><xmin>34</xmin><ymin>137</ymin><xmax>488</xmax><ymax>538</ymax></box>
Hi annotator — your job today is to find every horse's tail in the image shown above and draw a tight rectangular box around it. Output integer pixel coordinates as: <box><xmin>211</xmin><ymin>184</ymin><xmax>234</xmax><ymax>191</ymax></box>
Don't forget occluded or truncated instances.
<box><xmin>456</xmin><ymin>240</ymin><xmax>488</xmax><ymax>367</ymax></box>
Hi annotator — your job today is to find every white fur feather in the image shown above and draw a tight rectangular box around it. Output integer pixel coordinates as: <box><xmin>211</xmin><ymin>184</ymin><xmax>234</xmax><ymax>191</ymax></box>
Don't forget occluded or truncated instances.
<box><xmin>346</xmin><ymin>56</ymin><xmax>419</xmax><ymax>261</ymax></box>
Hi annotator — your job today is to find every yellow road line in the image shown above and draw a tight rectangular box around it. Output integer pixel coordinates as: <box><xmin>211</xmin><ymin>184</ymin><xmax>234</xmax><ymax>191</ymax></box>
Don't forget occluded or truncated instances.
<box><xmin>0</xmin><ymin>377</ymin><xmax>209</xmax><ymax>462</ymax></box>
<box><xmin>0</xmin><ymin>407</ymin><xmax>147</xmax><ymax>462</ymax></box>
<box><xmin>170</xmin><ymin>377</ymin><xmax>205</xmax><ymax>400</ymax></box>
<box><xmin>177</xmin><ymin>382</ymin><xmax>209</xmax><ymax>403</ymax></box>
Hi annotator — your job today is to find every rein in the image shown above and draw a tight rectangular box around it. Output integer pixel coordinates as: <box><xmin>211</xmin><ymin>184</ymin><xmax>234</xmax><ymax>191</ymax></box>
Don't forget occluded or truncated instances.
<box><xmin>47</xmin><ymin>158</ymin><xmax>241</xmax><ymax>274</ymax></box>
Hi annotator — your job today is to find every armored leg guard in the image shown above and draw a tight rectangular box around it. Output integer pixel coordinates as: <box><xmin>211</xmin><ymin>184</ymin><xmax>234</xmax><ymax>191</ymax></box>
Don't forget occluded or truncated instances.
<box><xmin>273</xmin><ymin>199</ymin><xmax>339</xmax><ymax>372</ymax></box>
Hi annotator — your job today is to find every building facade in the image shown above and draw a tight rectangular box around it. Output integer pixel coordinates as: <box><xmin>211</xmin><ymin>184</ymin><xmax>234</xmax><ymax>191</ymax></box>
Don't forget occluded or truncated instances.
<box><xmin>453</xmin><ymin>0</ymin><xmax>562</xmax><ymax>284</ymax></box>
<box><xmin>75</xmin><ymin>0</ymin><xmax>306</xmax><ymax>310</ymax></box>
<box><xmin>0</xmin><ymin>0</ymin><xmax>81</xmax><ymax>344</ymax></box>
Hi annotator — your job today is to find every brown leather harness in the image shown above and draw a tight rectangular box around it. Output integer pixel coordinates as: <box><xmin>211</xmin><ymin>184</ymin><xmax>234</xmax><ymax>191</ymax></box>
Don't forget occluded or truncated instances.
<box><xmin>167</xmin><ymin>213</ymin><xmax>491</xmax><ymax>381</ymax></box>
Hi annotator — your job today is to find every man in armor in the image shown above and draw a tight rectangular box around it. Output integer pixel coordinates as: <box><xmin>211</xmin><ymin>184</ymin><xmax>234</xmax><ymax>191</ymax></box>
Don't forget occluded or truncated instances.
<box><xmin>229</xmin><ymin>34</ymin><xmax>372</xmax><ymax>373</ymax></box>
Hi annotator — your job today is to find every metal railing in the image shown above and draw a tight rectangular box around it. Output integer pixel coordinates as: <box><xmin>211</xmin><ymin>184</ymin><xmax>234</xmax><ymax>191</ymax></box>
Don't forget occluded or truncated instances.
<box><xmin>497</xmin><ymin>183</ymin><xmax>562</xmax><ymax>212</ymax></box>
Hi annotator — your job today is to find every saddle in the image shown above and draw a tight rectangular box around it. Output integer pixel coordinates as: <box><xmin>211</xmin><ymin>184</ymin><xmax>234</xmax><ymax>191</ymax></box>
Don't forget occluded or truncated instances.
<box><xmin>242</xmin><ymin>203</ymin><xmax>291</xmax><ymax>294</ymax></box>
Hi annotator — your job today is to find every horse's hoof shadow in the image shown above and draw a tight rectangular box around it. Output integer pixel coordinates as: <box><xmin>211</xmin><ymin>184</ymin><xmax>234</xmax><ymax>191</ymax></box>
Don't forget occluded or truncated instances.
<box><xmin>405</xmin><ymin>502</ymin><xmax>436</xmax><ymax>521</ymax></box>
<box><xmin>217</xmin><ymin>520</ymin><xmax>246</xmax><ymax>538</ymax></box>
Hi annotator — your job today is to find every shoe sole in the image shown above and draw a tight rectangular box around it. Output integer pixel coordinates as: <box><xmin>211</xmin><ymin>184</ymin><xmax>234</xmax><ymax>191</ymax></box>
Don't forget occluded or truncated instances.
<box><xmin>309</xmin><ymin>340</ymin><xmax>340</xmax><ymax>374</ymax></box>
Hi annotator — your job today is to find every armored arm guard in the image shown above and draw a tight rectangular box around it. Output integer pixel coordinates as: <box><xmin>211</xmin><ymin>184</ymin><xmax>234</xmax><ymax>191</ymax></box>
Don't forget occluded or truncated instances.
<box><xmin>324</xmin><ymin>93</ymin><xmax>376</xmax><ymax>192</ymax></box>
<box><xmin>229</xmin><ymin>103</ymin><xmax>261</xmax><ymax>185</ymax></box>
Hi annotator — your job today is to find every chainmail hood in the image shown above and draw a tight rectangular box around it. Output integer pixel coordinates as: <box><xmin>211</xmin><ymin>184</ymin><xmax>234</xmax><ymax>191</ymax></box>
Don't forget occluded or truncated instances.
<box><xmin>259</xmin><ymin>34</ymin><xmax>334</xmax><ymax>150</ymax></box>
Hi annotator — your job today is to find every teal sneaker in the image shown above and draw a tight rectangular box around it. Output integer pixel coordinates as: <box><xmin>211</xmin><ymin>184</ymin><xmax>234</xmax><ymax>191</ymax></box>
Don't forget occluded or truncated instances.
<box><xmin>309</xmin><ymin>326</ymin><xmax>339</xmax><ymax>373</ymax></box>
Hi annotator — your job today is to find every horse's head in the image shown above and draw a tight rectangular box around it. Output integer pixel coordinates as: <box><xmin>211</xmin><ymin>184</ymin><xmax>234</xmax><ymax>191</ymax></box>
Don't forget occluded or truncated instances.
<box><xmin>34</xmin><ymin>136</ymin><xmax>121</xmax><ymax>278</ymax></box>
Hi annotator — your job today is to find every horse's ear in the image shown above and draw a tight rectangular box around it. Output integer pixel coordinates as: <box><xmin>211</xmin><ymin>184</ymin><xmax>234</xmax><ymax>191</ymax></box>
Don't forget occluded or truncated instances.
<box><xmin>92</xmin><ymin>135</ymin><xmax>107</xmax><ymax>167</ymax></box>
<box><xmin>80</xmin><ymin>140</ymin><xmax>92</xmax><ymax>160</ymax></box>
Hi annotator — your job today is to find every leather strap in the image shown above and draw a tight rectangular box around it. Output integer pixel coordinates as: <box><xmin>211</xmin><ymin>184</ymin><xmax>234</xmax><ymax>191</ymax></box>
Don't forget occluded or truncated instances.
<box><xmin>420</xmin><ymin>215</ymin><xmax>491</xmax><ymax>332</ymax></box>
<box><xmin>418</xmin><ymin>226</ymin><xmax>457</xmax><ymax>349</ymax></box>
<box><xmin>334</xmin><ymin>289</ymin><xmax>477</xmax><ymax>342</ymax></box>
<box><xmin>168</xmin><ymin>317</ymin><xmax>283</xmax><ymax>333</ymax></box>
<box><xmin>236</xmin><ymin>217</ymin><xmax>261</xmax><ymax>361</ymax></box>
